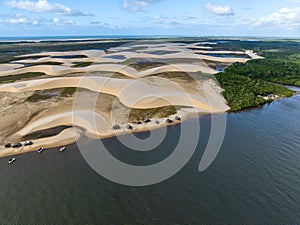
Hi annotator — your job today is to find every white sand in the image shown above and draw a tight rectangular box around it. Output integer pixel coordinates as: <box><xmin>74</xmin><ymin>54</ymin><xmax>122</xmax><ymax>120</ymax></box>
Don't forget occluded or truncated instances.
<box><xmin>0</xmin><ymin>76</ymin><xmax>225</xmax><ymax>111</ymax></box>
<box><xmin>0</xmin><ymin>63</ymin><xmax>217</xmax><ymax>78</ymax></box>
<box><xmin>0</xmin><ymin>41</ymin><xmax>263</xmax><ymax>158</ymax></box>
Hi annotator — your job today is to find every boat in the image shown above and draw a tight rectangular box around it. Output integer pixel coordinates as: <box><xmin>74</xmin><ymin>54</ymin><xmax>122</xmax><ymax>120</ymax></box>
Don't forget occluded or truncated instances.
<box><xmin>8</xmin><ymin>158</ymin><xmax>16</xmax><ymax>164</ymax></box>
<box><xmin>24</xmin><ymin>141</ymin><xmax>33</xmax><ymax>146</ymax></box>
<box><xmin>12</xmin><ymin>143</ymin><xmax>22</xmax><ymax>148</ymax></box>
<box><xmin>59</xmin><ymin>147</ymin><xmax>66</xmax><ymax>152</ymax></box>
<box><xmin>37</xmin><ymin>147</ymin><xmax>44</xmax><ymax>154</ymax></box>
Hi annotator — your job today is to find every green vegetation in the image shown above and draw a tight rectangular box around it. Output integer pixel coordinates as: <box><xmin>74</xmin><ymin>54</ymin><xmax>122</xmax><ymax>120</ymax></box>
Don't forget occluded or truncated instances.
<box><xmin>72</xmin><ymin>61</ymin><xmax>94</xmax><ymax>67</ymax></box>
<box><xmin>129</xmin><ymin>106</ymin><xmax>177</xmax><ymax>122</ymax></box>
<box><xmin>61</xmin><ymin>87</ymin><xmax>77</xmax><ymax>96</ymax></box>
<box><xmin>26</xmin><ymin>87</ymin><xmax>79</xmax><ymax>102</ymax></box>
<box><xmin>0</xmin><ymin>72</ymin><xmax>45</xmax><ymax>84</ymax></box>
<box><xmin>225</xmin><ymin>60</ymin><xmax>300</xmax><ymax>86</ymax></box>
<box><xmin>215</xmin><ymin>73</ymin><xmax>294</xmax><ymax>111</ymax></box>
<box><xmin>129</xmin><ymin>61</ymin><xmax>167</xmax><ymax>71</ymax></box>
<box><xmin>213</xmin><ymin>39</ymin><xmax>300</xmax><ymax>111</ymax></box>
<box><xmin>26</xmin><ymin>92</ymin><xmax>54</xmax><ymax>102</ymax></box>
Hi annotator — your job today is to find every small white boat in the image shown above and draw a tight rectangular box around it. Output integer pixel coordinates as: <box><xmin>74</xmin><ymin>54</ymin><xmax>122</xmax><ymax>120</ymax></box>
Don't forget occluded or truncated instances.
<box><xmin>8</xmin><ymin>158</ymin><xmax>16</xmax><ymax>164</ymax></box>
<box><xmin>59</xmin><ymin>147</ymin><xmax>66</xmax><ymax>152</ymax></box>
<box><xmin>37</xmin><ymin>147</ymin><xmax>44</xmax><ymax>154</ymax></box>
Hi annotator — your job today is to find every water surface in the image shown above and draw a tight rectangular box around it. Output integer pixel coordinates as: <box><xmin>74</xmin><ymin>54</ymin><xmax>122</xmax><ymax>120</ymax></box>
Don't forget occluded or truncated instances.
<box><xmin>0</xmin><ymin>94</ymin><xmax>299</xmax><ymax>224</ymax></box>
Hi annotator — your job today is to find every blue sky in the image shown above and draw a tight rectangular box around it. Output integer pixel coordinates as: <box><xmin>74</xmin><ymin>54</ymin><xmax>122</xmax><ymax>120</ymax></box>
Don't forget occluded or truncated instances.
<box><xmin>0</xmin><ymin>0</ymin><xmax>299</xmax><ymax>37</ymax></box>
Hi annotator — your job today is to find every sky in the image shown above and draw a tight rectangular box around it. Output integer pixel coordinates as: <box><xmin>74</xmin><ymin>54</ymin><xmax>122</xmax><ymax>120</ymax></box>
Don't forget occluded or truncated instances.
<box><xmin>0</xmin><ymin>0</ymin><xmax>299</xmax><ymax>37</ymax></box>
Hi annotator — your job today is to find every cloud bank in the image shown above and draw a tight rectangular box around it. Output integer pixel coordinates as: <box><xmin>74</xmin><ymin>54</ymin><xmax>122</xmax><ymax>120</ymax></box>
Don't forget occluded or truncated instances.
<box><xmin>205</xmin><ymin>3</ymin><xmax>234</xmax><ymax>16</ymax></box>
<box><xmin>122</xmin><ymin>0</ymin><xmax>159</xmax><ymax>12</ymax></box>
<box><xmin>6</xmin><ymin>0</ymin><xmax>94</xmax><ymax>16</ymax></box>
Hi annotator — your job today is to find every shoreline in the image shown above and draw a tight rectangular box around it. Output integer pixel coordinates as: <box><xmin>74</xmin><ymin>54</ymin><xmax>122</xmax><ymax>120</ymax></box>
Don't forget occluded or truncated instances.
<box><xmin>0</xmin><ymin>109</ymin><xmax>210</xmax><ymax>159</ymax></box>
<box><xmin>1</xmin><ymin>88</ymin><xmax>299</xmax><ymax>160</ymax></box>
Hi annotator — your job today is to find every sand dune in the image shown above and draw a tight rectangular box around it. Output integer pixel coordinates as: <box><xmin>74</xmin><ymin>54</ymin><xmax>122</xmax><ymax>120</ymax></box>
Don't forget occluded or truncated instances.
<box><xmin>0</xmin><ymin>63</ymin><xmax>216</xmax><ymax>78</ymax></box>
<box><xmin>0</xmin><ymin>76</ymin><xmax>224</xmax><ymax>111</ymax></box>
<box><xmin>0</xmin><ymin>63</ymin><xmax>24</xmax><ymax>72</ymax></box>
<box><xmin>0</xmin><ymin>127</ymin><xmax>82</xmax><ymax>158</ymax></box>
<box><xmin>11</xmin><ymin>44</ymin><xmax>258</xmax><ymax>71</ymax></box>
<box><xmin>193</xmin><ymin>50</ymin><xmax>246</xmax><ymax>55</ymax></box>
<box><xmin>17</xmin><ymin>110</ymin><xmax>107</xmax><ymax>137</ymax></box>
<box><xmin>15</xmin><ymin>50</ymin><xmax>106</xmax><ymax>59</ymax></box>
<box><xmin>0</xmin><ymin>41</ymin><xmax>260</xmax><ymax>158</ymax></box>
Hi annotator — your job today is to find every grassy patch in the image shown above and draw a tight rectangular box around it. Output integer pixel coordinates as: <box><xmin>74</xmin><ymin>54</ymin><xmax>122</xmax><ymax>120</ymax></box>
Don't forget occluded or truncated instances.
<box><xmin>129</xmin><ymin>105</ymin><xmax>177</xmax><ymax>122</ymax></box>
<box><xmin>72</xmin><ymin>62</ymin><xmax>94</xmax><ymax>68</ymax></box>
<box><xmin>26</xmin><ymin>87</ymin><xmax>80</xmax><ymax>102</ymax></box>
<box><xmin>87</xmin><ymin>71</ymin><xmax>131</xmax><ymax>79</ymax></box>
<box><xmin>25</xmin><ymin>92</ymin><xmax>54</xmax><ymax>102</ymax></box>
<box><xmin>152</xmin><ymin>71</ymin><xmax>196</xmax><ymax>82</ymax></box>
<box><xmin>129</xmin><ymin>61</ymin><xmax>168</xmax><ymax>71</ymax></box>
<box><xmin>61</xmin><ymin>87</ymin><xmax>77</xmax><ymax>96</ymax></box>
<box><xmin>0</xmin><ymin>72</ymin><xmax>45</xmax><ymax>84</ymax></box>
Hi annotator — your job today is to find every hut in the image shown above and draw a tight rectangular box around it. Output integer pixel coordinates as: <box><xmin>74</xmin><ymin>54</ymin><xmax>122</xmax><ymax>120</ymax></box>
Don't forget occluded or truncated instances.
<box><xmin>112</xmin><ymin>124</ymin><xmax>121</xmax><ymax>130</ymax></box>
<box><xmin>12</xmin><ymin>143</ymin><xmax>22</xmax><ymax>148</ymax></box>
<box><xmin>24</xmin><ymin>141</ymin><xmax>33</xmax><ymax>146</ymax></box>
<box><xmin>5</xmin><ymin>143</ymin><xmax>12</xmax><ymax>148</ymax></box>
<box><xmin>144</xmin><ymin>118</ymin><xmax>151</xmax><ymax>123</ymax></box>
<box><xmin>175</xmin><ymin>116</ymin><xmax>181</xmax><ymax>121</ymax></box>
<box><xmin>166</xmin><ymin>119</ymin><xmax>173</xmax><ymax>124</ymax></box>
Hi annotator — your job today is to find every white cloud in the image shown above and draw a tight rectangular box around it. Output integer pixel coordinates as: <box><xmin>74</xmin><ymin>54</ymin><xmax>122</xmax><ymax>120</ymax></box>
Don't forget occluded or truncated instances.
<box><xmin>205</xmin><ymin>3</ymin><xmax>234</xmax><ymax>16</ymax></box>
<box><xmin>254</xmin><ymin>7</ymin><xmax>300</xmax><ymax>29</ymax></box>
<box><xmin>0</xmin><ymin>13</ymin><xmax>77</xmax><ymax>27</ymax></box>
<box><xmin>122</xmin><ymin>0</ymin><xmax>158</xmax><ymax>12</ymax></box>
<box><xmin>2</xmin><ymin>17</ymin><xmax>27</xmax><ymax>24</ymax></box>
<box><xmin>6</xmin><ymin>0</ymin><xmax>93</xmax><ymax>16</ymax></box>
<box><xmin>53</xmin><ymin>17</ymin><xmax>59</xmax><ymax>23</ymax></box>
<box><xmin>52</xmin><ymin>17</ymin><xmax>75</xmax><ymax>26</ymax></box>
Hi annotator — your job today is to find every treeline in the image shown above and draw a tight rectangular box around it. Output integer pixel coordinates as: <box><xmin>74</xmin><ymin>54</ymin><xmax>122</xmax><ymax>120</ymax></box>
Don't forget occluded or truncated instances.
<box><xmin>215</xmin><ymin>73</ymin><xmax>294</xmax><ymax>112</ymax></box>
<box><xmin>212</xmin><ymin>40</ymin><xmax>300</xmax><ymax>54</ymax></box>
<box><xmin>225</xmin><ymin>59</ymin><xmax>300</xmax><ymax>86</ymax></box>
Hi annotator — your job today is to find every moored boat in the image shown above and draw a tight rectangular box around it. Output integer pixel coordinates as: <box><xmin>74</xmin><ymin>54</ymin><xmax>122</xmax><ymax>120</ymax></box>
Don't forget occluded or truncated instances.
<box><xmin>59</xmin><ymin>147</ymin><xmax>66</xmax><ymax>152</ymax></box>
<box><xmin>8</xmin><ymin>158</ymin><xmax>16</xmax><ymax>164</ymax></box>
<box><xmin>37</xmin><ymin>147</ymin><xmax>44</xmax><ymax>154</ymax></box>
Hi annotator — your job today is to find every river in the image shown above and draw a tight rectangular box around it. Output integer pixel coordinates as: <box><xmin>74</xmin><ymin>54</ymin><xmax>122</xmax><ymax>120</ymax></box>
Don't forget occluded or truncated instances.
<box><xmin>0</xmin><ymin>89</ymin><xmax>299</xmax><ymax>224</ymax></box>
